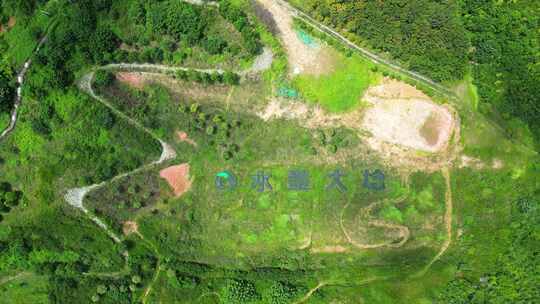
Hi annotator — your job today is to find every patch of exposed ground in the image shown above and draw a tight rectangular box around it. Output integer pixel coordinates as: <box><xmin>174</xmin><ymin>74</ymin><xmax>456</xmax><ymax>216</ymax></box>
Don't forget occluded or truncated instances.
<box><xmin>142</xmin><ymin>73</ymin><xmax>230</xmax><ymax>100</ymax></box>
<box><xmin>362</xmin><ymin>78</ymin><xmax>454</xmax><ymax>153</ymax></box>
<box><xmin>116</xmin><ymin>72</ymin><xmax>145</xmax><ymax>89</ymax></box>
<box><xmin>310</xmin><ymin>245</ymin><xmax>348</xmax><ymax>253</ymax></box>
<box><xmin>256</xmin><ymin>0</ymin><xmax>334</xmax><ymax>75</ymax></box>
<box><xmin>159</xmin><ymin>164</ymin><xmax>192</xmax><ymax>198</ymax></box>
<box><xmin>257</xmin><ymin>89</ymin><xmax>459</xmax><ymax>172</ymax></box>
<box><xmin>122</xmin><ymin>221</ymin><xmax>139</xmax><ymax>236</ymax></box>
<box><xmin>0</xmin><ymin>17</ymin><xmax>16</xmax><ymax>33</ymax></box>
<box><xmin>176</xmin><ymin>131</ymin><xmax>197</xmax><ymax>147</ymax></box>
<box><xmin>459</xmin><ymin>155</ymin><xmax>504</xmax><ymax>170</ymax></box>
<box><xmin>244</xmin><ymin>47</ymin><xmax>274</xmax><ymax>75</ymax></box>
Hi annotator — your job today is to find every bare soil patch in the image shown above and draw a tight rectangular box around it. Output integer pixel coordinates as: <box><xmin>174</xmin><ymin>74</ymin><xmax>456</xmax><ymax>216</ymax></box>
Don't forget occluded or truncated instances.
<box><xmin>362</xmin><ymin>78</ymin><xmax>455</xmax><ymax>153</ymax></box>
<box><xmin>310</xmin><ymin>245</ymin><xmax>348</xmax><ymax>254</ymax></box>
<box><xmin>256</xmin><ymin>0</ymin><xmax>334</xmax><ymax>75</ymax></box>
<box><xmin>0</xmin><ymin>17</ymin><xmax>16</xmax><ymax>33</ymax></box>
<box><xmin>7</xmin><ymin>17</ymin><xmax>16</xmax><ymax>28</ymax></box>
<box><xmin>159</xmin><ymin>164</ymin><xmax>192</xmax><ymax>198</ymax></box>
<box><xmin>176</xmin><ymin>131</ymin><xmax>197</xmax><ymax>147</ymax></box>
<box><xmin>122</xmin><ymin>221</ymin><xmax>139</xmax><ymax>236</ymax></box>
<box><xmin>116</xmin><ymin>72</ymin><xmax>145</xmax><ymax>89</ymax></box>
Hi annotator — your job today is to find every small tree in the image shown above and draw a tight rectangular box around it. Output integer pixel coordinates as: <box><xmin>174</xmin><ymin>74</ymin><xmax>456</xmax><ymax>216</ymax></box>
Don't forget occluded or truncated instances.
<box><xmin>97</xmin><ymin>284</ymin><xmax>107</xmax><ymax>295</ymax></box>
<box><xmin>4</xmin><ymin>191</ymin><xmax>19</xmax><ymax>207</ymax></box>
<box><xmin>190</xmin><ymin>103</ymin><xmax>200</xmax><ymax>114</ymax></box>
<box><xmin>206</xmin><ymin>125</ymin><xmax>216</xmax><ymax>135</ymax></box>
<box><xmin>328</xmin><ymin>145</ymin><xmax>338</xmax><ymax>154</ymax></box>
<box><xmin>166</xmin><ymin>269</ymin><xmax>176</xmax><ymax>278</ymax></box>
<box><xmin>223</xmin><ymin>71</ymin><xmax>239</xmax><ymax>85</ymax></box>
<box><xmin>94</xmin><ymin>70</ymin><xmax>115</xmax><ymax>89</ymax></box>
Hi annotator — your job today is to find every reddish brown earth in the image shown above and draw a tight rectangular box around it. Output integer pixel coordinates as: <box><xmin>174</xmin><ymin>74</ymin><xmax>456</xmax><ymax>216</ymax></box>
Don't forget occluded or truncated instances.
<box><xmin>176</xmin><ymin>131</ymin><xmax>197</xmax><ymax>147</ymax></box>
<box><xmin>116</xmin><ymin>72</ymin><xmax>145</xmax><ymax>89</ymax></box>
<box><xmin>159</xmin><ymin>164</ymin><xmax>192</xmax><ymax>198</ymax></box>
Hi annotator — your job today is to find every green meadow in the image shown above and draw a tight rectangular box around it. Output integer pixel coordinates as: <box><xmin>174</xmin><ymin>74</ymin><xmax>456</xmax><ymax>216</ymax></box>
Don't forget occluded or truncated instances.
<box><xmin>293</xmin><ymin>50</ymin><xmax>380</xmax><ymax>113</ymax></box>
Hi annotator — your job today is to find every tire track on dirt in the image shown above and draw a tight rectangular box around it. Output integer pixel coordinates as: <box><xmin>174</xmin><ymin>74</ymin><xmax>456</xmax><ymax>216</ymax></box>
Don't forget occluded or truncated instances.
<box><xmin>339</xmin><ymin>194</ymin><xmax>410</xmax><ymax>250</ymax></box>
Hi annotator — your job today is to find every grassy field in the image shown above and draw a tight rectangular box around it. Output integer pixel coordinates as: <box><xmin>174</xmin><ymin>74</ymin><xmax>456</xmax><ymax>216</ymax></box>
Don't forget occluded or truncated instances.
<box><xmin>0</xmin><ymin>273</ymin><xmax>49</xmax><ymax>304</ymax></box>
<box><xmin>292</xmin><ymin>45</ymin><xmax>380</xmax><ymax>113</ymax></box>
<box><xmin>77</xmin><ymin>73</ymin><xmax>454</xmax><ymax>302</ymax></box>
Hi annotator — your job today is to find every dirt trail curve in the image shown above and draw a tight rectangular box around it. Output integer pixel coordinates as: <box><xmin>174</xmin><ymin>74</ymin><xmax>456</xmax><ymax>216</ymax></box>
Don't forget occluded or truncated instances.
<box><xmin>340</xmin><ymin>194</ymin><xmax>410</xmax><ymax>250</ymax></box>
<box><xmin>64</xmin><ymin>47</ymin><xmax>273</xmax><ymax>279</ymax></box>
<box><xmin>64</xmin><ymin>70</ymin><xmax>177</xmax><ymax>246</ymax></box>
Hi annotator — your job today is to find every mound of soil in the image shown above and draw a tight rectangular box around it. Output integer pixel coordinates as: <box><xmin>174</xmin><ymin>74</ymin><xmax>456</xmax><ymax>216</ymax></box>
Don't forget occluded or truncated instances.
<box><xmin>159</xmin><ymin>164</ymin><xmax>192</xmax><ymax>198</ymax></box>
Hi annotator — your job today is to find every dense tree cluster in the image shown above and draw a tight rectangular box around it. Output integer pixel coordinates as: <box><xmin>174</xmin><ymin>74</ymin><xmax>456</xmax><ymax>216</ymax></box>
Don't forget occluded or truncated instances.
<box><xmin>173</xmin><ymin>69</ymin><xmax>240</xmax><ymax>86</ymax></box>
<box><xmin>0</xmin><ymin>0</ymin><xmax>42</xmax><ymax>17</ymax></box>
<box><xmin>218</xmin><ymin>0</ymin><xmax>263</xmax><ymax>56</ymax></box>
<box><xmin>298</xmin><ymin>0</ymin><xmax>470</xmax><ymax>82</ymax></box>
<box><xmin>221</xmin><ymin>279</ymin><xmax>261</xmax><ymax>304</ymax></box>
<box><xmin>438</xmin><ymin>195</ymin><xmax>539</xmax><ymax>303</ymax></box>
<box><xmin>460</xmin><ymin>0</ymin><xmax>540</xmax><ymax>144</ymax></box>
<box><xmin>0</xmin><ymin>65</ymin><xmax>14</xmax><ymax>113</ymax></box>
<box><xmin>0</xmin><ymin>181</ymin><xmax>22</xmax><ymax>221</ymax></box>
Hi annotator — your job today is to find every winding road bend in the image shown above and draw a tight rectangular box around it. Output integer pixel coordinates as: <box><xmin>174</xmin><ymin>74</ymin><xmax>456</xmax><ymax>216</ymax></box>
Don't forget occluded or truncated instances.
<box><xmin>0</xmin><ymin>36</ymin><xmax>48</xmax><ymax>141</ymax></box>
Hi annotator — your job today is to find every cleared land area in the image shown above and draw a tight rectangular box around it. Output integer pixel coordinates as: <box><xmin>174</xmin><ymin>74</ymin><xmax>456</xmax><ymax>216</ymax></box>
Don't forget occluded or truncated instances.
<box><xmin>362</xmin><ymin>78</ymin><xmax>455</xmax><ymax>153</ymax></box>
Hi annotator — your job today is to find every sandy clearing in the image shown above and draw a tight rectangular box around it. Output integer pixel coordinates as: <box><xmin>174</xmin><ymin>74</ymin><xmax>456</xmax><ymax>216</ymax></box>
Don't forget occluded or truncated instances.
<box><xmin>122</xmin><ymin>221</ymin><xmax>139</xmax><ymax>236</ymax></box>
<box><xmin>256</xmin><ymin>0</ymin><xmax>334</xmax><ymax>75</ymax></box>
<box><xmin>257</xmin><ymin>93</ymin><xmax>459</xmax><ymax>172</ymax></box>
<box><xmin>310</xmin><ymin>245</ymin><xmax>348</xmax><ymax>253</ymax></box>
<box><xmin>116</xmin><ymin>72</ymin><xmax>145</xmax><ymax>89</ymax></box>
<box><xmin>159</xmin><ymin>164</ymin><xmax>192</xmax><ymax>198</ymax></box>
<box><xmin>0</xmin><ymin>17</ymin><xmax>16</xmax><ymax>33</ymax></box>
<box><xmin>362</xmin><ymin>78</ymin><xmax>455</xmax><ymax>153</ymax></box>
<box><xmin>7</xmin><ymin>17</ymin><xmax>16</xmax><ymax>28</ymax></box>
<box><xmin>459</xmin><ymin>155</ymin><xmax>485</xmax><ymax>169</ymax></box>
<box><xmin>458</xmin><ymin>155</ymin><xmax>504</xmax><ymax>170</ymax></box>
<box><xmin>176</xmin><ymin>131</ymin><xmax>198</xmax><ymax>147</ymax></box>
<box><xmin>244</xmin><ymin>47</ymin><xmax>274</xmax><ymax>75</ymax></box>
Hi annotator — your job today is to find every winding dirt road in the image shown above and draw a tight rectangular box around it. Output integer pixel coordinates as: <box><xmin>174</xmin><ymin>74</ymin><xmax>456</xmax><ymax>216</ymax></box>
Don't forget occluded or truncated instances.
<box><xmin>0</xmin><ymin>36</ymin><xmax>48</xmax><ymax>141</ymax></box>
<box><xmin>340</xmin><ymin>200</ymin><xmax>411</xmax><ymax>250</ymax></box>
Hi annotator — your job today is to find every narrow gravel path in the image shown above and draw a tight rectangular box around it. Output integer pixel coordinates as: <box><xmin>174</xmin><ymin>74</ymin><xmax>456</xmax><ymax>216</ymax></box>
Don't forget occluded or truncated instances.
<box><xmin>63</xmin><ymin>46</ymin><xmax>274</xmax><ymax>277</ymax></box>
<box><xmin>339</xmin><ymin>194</ymin><xmax>410</xmax><ymax>250</ymax></box>
<box><xmin>0</xmin><ymin>36</ymin><xmax>48</xmax><ymax>140</ymax></box>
